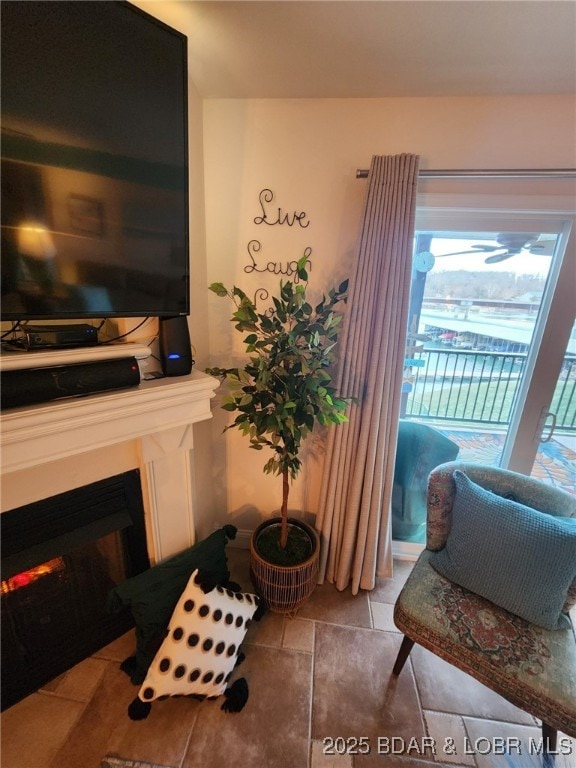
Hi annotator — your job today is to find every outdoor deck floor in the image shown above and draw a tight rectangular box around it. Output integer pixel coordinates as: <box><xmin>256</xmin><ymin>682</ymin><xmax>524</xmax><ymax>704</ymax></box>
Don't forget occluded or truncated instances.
<box><xmin>437</xmin><ymin>427</ymin><xmax>575</xmax><ymax>498</ymax></box>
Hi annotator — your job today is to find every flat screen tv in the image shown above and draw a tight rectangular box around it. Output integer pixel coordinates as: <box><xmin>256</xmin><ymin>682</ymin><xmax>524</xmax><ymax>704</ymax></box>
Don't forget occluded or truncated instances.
<box><xmin>1</xmin><ymin>1</ymin><xmax>189</xmax><ymax>321</ymax></box>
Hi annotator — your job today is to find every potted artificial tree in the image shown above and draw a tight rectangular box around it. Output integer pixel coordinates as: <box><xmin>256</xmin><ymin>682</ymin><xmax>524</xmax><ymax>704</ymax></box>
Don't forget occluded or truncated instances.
<box><xmin>207</xmin><ymin>256</ymin><xmax>352</xmax><ymax>613</ymax></box>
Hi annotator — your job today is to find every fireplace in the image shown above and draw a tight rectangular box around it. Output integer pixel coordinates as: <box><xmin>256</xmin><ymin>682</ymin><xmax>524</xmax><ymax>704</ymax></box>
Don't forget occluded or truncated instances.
<box><xmin>0</xmin><ymin>372</ymin><xmax>219</xmax><ymax>709</ymax></box>
<box><xmin>1</xmin><ymin>470</ymin><xmax>150</xmax><ymax>710</ymax></box>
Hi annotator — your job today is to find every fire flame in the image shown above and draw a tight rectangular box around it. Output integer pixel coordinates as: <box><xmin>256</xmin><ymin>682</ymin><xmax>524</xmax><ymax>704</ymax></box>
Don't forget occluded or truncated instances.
<box><xmin>1</xmin><ymin>558</ymin><xmax>66</xmax><ymax>595</ymax></box>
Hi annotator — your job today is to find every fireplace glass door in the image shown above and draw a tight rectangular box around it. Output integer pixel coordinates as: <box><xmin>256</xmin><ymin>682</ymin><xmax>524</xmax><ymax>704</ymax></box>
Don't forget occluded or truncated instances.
<box><xmin>1</xmin><ymin>470</ymin><xmax>149</xmax><ymax>710</ymax></box>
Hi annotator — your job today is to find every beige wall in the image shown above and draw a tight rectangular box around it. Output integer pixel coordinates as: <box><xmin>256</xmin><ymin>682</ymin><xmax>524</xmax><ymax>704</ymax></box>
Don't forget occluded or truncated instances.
<box><xmin>202</xmin><ymin>94</ymin><xmax>576</xmax><ymax>531</ymax></box>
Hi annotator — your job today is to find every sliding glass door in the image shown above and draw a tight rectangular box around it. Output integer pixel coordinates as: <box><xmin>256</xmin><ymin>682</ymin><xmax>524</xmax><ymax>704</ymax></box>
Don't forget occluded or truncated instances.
<box><xmin>393</xmin><ymin>203</ymin><xmax>575</xmax><ymax>549</ymax></box>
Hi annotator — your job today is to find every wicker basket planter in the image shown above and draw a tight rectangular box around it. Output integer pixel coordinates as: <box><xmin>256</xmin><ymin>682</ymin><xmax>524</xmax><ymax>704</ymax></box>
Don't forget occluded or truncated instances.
<box><xmin>250</xmin><ymin>518</ymin><xmax>320</xmax><ymax>615</ymax></box>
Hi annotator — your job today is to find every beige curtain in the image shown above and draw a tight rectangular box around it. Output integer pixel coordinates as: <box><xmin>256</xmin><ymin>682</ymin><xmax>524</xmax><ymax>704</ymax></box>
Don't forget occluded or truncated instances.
<box><xmin>316</xmin><ymin>153</ymin><xmax>420</xmax><ymax>593</ymax></box>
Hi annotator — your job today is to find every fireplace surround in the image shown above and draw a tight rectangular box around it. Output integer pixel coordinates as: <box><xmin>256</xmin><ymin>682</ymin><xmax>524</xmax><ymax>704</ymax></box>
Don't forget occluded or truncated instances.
<box><xmin>0</xmin><ymin>371</ymin><xmax>220</xmax><ymax>707</ymax></box>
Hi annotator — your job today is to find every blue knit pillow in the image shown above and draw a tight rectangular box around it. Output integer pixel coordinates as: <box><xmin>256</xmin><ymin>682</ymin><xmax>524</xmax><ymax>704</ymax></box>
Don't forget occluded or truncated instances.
<box><xmin>430</xmin><ymin>470</ymin><xmax>576</xmax><ymax>630</ymax></box>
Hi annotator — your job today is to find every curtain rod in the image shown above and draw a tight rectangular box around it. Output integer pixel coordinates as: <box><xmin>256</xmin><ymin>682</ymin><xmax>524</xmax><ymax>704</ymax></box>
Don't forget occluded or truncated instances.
<box><xmin>355</xmin><ymin>168</ymin><xmax>576</xmax><ymax>179</ymax></box>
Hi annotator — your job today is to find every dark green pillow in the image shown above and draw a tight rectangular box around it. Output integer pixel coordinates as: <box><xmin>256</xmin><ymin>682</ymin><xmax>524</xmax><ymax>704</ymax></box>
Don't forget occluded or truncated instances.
<box><xmin>108</xmin><ymin>525</ymin><xmax>237</xmax><ymax>683</ymax></box>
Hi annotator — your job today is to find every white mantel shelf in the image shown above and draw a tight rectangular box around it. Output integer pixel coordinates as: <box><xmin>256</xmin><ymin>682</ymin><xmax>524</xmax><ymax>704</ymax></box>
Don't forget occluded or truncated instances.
<box><xmin>1</xmin><ymin>371</ymin><xmax>220</xmax><ymax>474</ymax></box>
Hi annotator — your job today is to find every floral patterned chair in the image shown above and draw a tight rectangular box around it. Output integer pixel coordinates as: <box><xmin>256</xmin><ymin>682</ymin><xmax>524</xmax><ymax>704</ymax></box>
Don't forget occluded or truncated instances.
<box><xmin>392</xmin><ymin>462</ymin><xmax>576</xmax><ymax>761</ymax></box>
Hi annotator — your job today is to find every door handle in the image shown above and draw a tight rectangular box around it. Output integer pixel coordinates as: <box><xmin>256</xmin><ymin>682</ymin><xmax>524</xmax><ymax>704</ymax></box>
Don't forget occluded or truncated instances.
<box><xmin>540</xmin><ymin>411</ymin><xmax>557</xmax><ymax>443</ymax></box>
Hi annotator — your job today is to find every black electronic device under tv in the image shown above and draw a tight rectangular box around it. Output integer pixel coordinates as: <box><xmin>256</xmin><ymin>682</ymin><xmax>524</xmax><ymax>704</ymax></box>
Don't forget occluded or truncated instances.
<box><xmin>1</xmin><ymin>1</ymin><xmax>189</xmax><ymax>322</ymax></box>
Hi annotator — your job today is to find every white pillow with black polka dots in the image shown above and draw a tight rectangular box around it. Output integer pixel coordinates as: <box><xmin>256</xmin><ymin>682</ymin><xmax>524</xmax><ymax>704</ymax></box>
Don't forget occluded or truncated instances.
<box><xmin>136</xmin><ymin>569</ymin><xmax>259</xmax><ymax>704</ymax></box>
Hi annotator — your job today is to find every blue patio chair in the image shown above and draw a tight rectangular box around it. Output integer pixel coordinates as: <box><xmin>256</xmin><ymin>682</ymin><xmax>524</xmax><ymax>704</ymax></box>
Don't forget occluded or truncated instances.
<box><xmin>391</xmin><ymin>420</ymin><xmax>459</xmax><ymax>542</ymax></box>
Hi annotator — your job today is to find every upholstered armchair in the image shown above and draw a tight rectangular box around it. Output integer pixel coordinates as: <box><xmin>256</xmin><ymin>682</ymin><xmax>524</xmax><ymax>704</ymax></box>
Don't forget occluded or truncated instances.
<box><xmin>391</xmin><ymin>420</ymin><xmax>460</xmax><ymax>542</ymax></box>
<box><xmin>392</xmin><ymin>462</ymin><xmax>576</xmax><ymax>760</ymax></box>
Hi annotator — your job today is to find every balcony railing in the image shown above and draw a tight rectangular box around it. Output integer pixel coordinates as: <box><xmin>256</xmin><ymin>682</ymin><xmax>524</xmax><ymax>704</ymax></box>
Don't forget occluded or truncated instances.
<box><xmin>404</xmin><ymin>349</ymin><xmax>576</xmax><ymax>432</ymax></box>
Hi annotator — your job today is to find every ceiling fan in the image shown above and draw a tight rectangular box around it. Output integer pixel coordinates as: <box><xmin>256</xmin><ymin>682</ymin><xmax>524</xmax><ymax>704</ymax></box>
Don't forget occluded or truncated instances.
<box><xmin>430</xmin><ymin>233</ymin><xmax>554</xmax><ymax>264</ymax></box>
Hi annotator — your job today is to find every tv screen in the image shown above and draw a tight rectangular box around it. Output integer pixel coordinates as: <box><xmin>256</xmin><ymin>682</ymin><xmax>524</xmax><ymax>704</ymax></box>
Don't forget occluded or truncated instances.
<box><xmin>1</xmin><ymin>1</ymin><xmax>189</xmax><ymax>321</ymax></box>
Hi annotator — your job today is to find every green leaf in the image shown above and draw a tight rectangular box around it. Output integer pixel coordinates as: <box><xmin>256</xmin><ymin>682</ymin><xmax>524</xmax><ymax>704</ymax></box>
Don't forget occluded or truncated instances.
<box><xmin>296</xmin><ymin>256</ymin><xmax>309</xmax><ymax>282</ymax></box>
<box><xmin>209</xmin><ymin>282</ymin><xmax>228</xmax><ymax>297</ymax></box>
<box><xmin>233</xmin><ymin>286</ymin><xmax>249</xmax><ymax>301</ymax></box>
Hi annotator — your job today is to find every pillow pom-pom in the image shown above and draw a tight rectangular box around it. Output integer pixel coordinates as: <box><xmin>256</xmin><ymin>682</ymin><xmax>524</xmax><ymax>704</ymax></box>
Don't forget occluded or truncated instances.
<box><xmin>221</xmin><ymin>677</ymin><xmax>249</xmax><ymax>713</ymax></box>
<box><xmin>194</xmin><ymin>569</ymin><xmax>220</xmax><ymax>594</ymax></box>
<box><xmin>254</xmin><ymin>597</ymin><xmax>266</xmax><ymax>622</ymax></box>
<box><xmin>128</xmin><ymin>697</ymin><xmax>152</xmax><ymax>720</ymax></box>
<box><xmin>223</xmin><ymin>524</ymin><xmax>238</xmax><ymax>540</ymax></box>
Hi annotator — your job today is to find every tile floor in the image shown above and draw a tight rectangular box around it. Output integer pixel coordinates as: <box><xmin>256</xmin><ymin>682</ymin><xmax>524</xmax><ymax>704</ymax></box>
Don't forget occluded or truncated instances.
<box><xmin>1</xmin><ymin>550</ymin><xmax>574</xmax><ymax>768</ymax></box>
